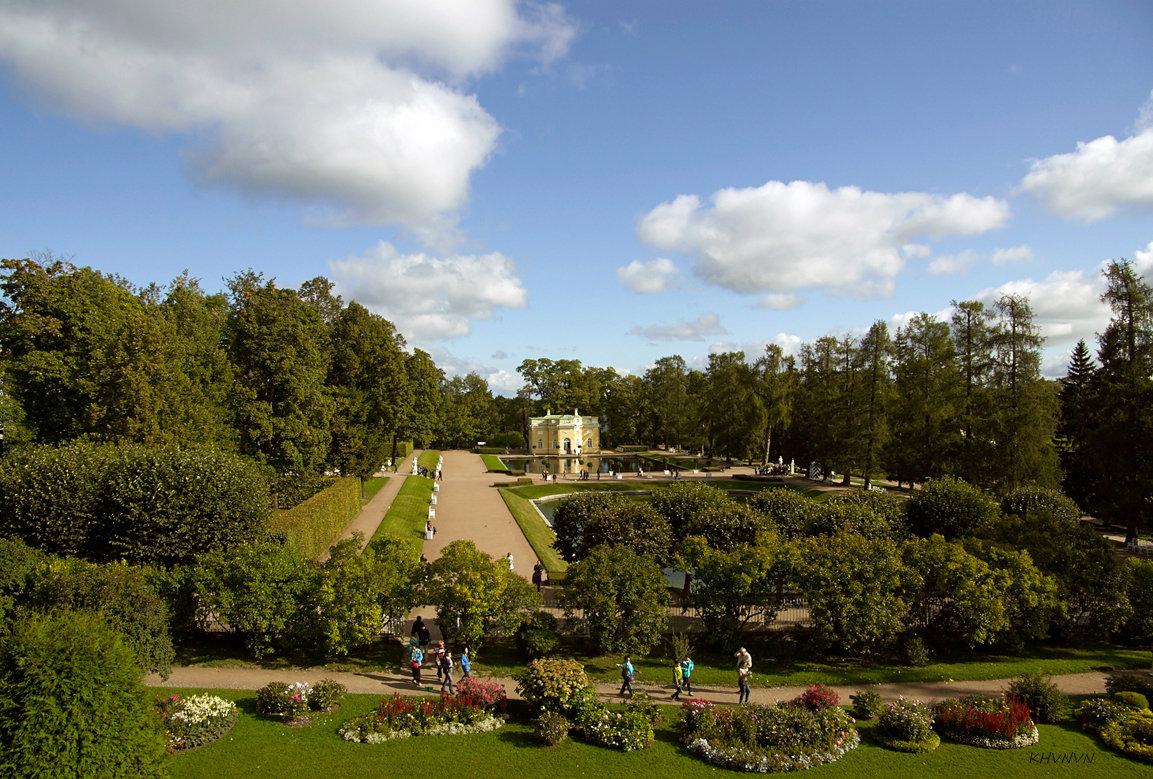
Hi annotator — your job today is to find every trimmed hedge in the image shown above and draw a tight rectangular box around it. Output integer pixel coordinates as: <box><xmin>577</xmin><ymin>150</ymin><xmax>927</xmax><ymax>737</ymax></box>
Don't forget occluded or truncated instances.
<box><xmin>271</xmin><ymin>476</ymin><xmax>361</xmax><ymax>560</ymax></box>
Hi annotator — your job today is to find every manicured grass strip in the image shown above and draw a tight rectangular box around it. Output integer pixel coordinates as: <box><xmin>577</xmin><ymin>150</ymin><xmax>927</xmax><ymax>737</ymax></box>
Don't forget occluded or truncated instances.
<box><xmin>159</xmin><ymin>688</ymin><xmax>1148</xmax><ymax>778</ymax></box>
<box><xmin>417</xmin><ymin>450</ymin><xmax>441</xmax><ymax>472</ymax></box>
<box><xmin>480</xmin><ymin>453</ymin><xmax>506</xmax><ymax>471</ymax></box>
<box><xmin>361</xmin><ymin>476</ymin><xmax>388</xmax><ymax>503</ymax></box>
<box><xmin>371</xmin><ymin>475</ymin><xmax>434</xmax><ymax>545</ymax></box>
<box><xmin>499</xmin><ymin>488</ymin><xmax>567</xmax><ymax>576</ymax></box>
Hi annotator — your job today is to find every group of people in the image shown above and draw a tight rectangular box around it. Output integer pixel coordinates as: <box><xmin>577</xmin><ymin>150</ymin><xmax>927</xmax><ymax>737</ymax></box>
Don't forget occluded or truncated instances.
<box><xmin>408</xmin><ymin>616</ymin><xmax>470</xmax><ymax>693</ymax></box>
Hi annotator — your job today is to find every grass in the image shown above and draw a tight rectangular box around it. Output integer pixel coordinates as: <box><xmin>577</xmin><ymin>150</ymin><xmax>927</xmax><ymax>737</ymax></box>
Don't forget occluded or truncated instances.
<box><xmin>499</xmin><ymin>488</ymin><xmax>568</xmax><ymax>576</ymax></box>
<box><xmin>371</xmin><ymin>475</ymin><xmax>434</xmax><ymax>545</ymax></box>
<box><xmin>360</xmin><ymin>476</ymin><xmax>387</xmax><ymax>503</ymax></box>
<box><xmin>159</xmin><ymin>689</ymin><xmax>1149</xmax><ymax>778</ymax></box>
<box><xmin>480</xmin><ymin>453</ymin><xmax>506</xmax><ymax>471</ymax></box>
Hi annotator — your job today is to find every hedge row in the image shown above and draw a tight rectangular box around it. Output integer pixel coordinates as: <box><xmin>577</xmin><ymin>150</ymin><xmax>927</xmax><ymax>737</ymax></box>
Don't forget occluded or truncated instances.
<box><xmin>270</xmin><ymin>477</ymin><xmax>362</xmax><ymax>560</ymax></box>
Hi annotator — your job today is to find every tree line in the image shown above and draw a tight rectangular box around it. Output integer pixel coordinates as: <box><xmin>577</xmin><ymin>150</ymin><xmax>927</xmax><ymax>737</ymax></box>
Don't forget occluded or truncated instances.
<box><xmin>3</xmin><ymin>255</ymin><xmax>1151</xmax><ymax>538</ymax></box>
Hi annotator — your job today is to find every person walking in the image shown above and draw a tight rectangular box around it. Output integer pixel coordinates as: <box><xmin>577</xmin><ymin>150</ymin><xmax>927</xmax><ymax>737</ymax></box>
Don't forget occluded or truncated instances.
<box><xmin>670</xmin><ymin>659</ymin><xmax>684</xmax><ymax>700</ymax></box>
<box><xmin>618</xmin><ymin>655</ymin><xmax>635</xmax><ymax>697</ymax></box>
<box><xmin>410</xmin><ymin>644</ymin><xmax>424</xmax><ymax>686</ymax></box>
<box><xmin>531</xmin><ymin>560</ymin><xmax>544</xmax><ymax>591</ymax></box>
<box><xmin>440</xmin><ymin>651</ymin><xmax>455</xmax><ymax>694</ymax></box>
<box><xmin>735</xmin><ymin>646</ymin><xmax>753</xmax><ymax>704</ymax></box>
<box><xmin>460</xmin><ymin>647</ymin><xmax>471</xmax><ymax>679</ymax></box>
<box><xmin>680</xmin><ymin>655</ymin><xmax>694</xmax><ymax>697</ymax></box>
<box><xmin>432</xmin><ymin>640</ymin><xmax>446</xmax><ymax>680</ymax></box>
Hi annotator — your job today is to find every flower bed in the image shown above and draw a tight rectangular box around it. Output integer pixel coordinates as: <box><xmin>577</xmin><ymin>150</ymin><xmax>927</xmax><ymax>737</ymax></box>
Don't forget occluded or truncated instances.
<box><xmin>155</xmin><ymin>693</ymin><xmax>238</xmax><ymax>752</ymax></box>
<box><xmin>679</xmin><ymin>698</ymin><xmax>859</xmax><ymax>772</ymax></box>
<box><xmin>933</xmin><ymin>695</ymin><xmax>1039</xmax><ymax>749</ymax></box>
<box><xmin>339</xmin><ymin>692</ymin><xmax>505</xmax><ymax>744</ymax></box>
<box><xmin>874</xmin><ymin>697</ymin><xmax>939</xmax><ymax>753</ymax></box>
<box><xmin>1099</xmin><ymin>709</ymin><xmax>1153</xmax><ymax>763</ymax></box>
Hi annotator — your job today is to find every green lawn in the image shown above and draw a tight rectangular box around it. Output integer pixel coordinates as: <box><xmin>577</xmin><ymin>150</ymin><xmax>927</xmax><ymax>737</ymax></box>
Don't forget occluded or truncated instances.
<box><xmin>160</xmin><ymin>689</ymin><xmax>1149</xmax><ymax>778</ymax></box>
<box><xmin>480</xmin><ymin>453</ymin><xmax>506</xmax><ymax>471</ymax></box>
<box><xmin>360</xmin><ymin>476</ymin><xmax>387</xmax><ymax>503</ymax></box>
<box><xmin>371</xmin><ymin>475</ymin><xmax>434</xmax><ymax>545</ymax></box>
<box><xmin>499</xmin><ymin>487</ymin><xmax>568</xmax><ymax>576</ymax></box>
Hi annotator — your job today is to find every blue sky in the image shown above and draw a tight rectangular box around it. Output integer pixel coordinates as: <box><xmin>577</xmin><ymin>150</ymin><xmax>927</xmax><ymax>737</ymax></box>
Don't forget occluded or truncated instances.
<box><xmin>2</xmin><ymin>1</ymin><xmax>1152</xmax><ymax>395</ymax></box>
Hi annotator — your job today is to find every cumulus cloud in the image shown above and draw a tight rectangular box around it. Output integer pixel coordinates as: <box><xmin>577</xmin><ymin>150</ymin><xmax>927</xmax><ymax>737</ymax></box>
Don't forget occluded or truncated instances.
<box><xmin>1020</xmin><ymin>123</ymin><xmax>1153</xmax><ymax>221</ymax></box>
<box><xmin>991</xmin><ymin>245</ymin><xmax>1034</xmax><ymax>265</ymax></box>
<box><xmin>1134</xmin><ymin>240</ymin><xmax>1153</xmax><ymax>277</ymax></box>
<box><xmin>0</xmin><ymin>1</ymin><xmax>573</xmax><ymax>236</ymax></box>
<box><xmin>637</xmin><ymin>180</ymin><xmax>1009</xmax><ymax>297</ymax></box>
<box><xmin>973</xmin><ymin>269</ymin><xmax>1110</xmax><ymax>348</ymax></box>
<box><xmin>627</xmin><ymin>312</ymin><xmax>727</xmax><ymax>342</ymax></box>
<box><xmin>330</xmin><ymin>241</ymin><xmax>528</xmax><ymax>341</ymax></box>
<box><xmin>929</xmin><ymin>251</ymin><xmax>979</xmax><ymax>276</ymax></box>
<box><xmin>753</xmin><ymin>293</ymin><xmax>802</xmax><ymax>310</ymax></box>
<box><xmin>616</xmin><ymin>257</ymin><xmax>681</xmax><ymax>293</ymax></box>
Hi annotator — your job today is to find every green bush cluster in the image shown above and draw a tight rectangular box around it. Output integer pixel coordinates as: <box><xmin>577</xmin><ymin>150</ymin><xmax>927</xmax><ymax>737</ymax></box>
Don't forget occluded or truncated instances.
<box><xmin>850</xmin><ymin>690</ymin><xmax>884</xmax><ymax>720</ymax></box>
<box><xmin>515</xmin><ymin>657</ymin><xmax>597</xmax><ymax>717</ymax></box>
<box><xmin>155</xmin><ymin>693</ymin><xmax>238</xmax><ymax>752</ymax></box>
<box><xmin>1006</xmin><ymin>672</ymin><xmax>1068</xmax><ymax>723</ymax></box>
<box><xmin>1000</xmin><ymin>486</ymin><xmax>1082</xmax><ymax>523</ymax></box>
<box><xmin>1076</xmin><ymin>697</ymin><xmax>1132</xmax><ymax>731</ymax></box>
<box><xmin>1106</xmin><ymin>673</ymin><xmax>1153</xmax><ymax>699</ymax></box>
<box><xmin>0</xmin><ymin>440</ymin><xmax>269</xmax><ymax>565</ymax></box>
<box><xmin>515</xmin><ymin>611</ymin><xmax>562</xmax><ymax>659</ymax></box>
<box><xmin>876</xmin><ymin>698</ymin><xmax>938</xmax><ymax>753</ymax></box>
<box><xmin>533</xmin><ymin>709</ymin><xmax>571</xmax><ymax>745</ymax></box>
<box><xmin>255</xmin><ymin>681</ymin><xmax>313</xmax><ymax>721</ymax></box>
<box><xmin>270</xmin><ymin>476</ymin><xmax>361</xmax><ymax>560</ymax></box>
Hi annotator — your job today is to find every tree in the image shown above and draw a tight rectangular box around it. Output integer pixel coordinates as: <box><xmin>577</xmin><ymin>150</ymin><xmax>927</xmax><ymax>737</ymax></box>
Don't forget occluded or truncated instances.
<box><xmin>1057</xmin><ymin>339</ymin><xmax>1099</xmax><ymax>510</ymax></box>
<box><xmin>795</xmin><ymin>532</ymin><xmax>909</xmax><ymax>656</ymax></box>
<box><xmin>676</xmin><ymin>535</ymin><xmax>787</xmax><ymax>647</ymax></box>
<box><xmin>582</xmin><ymin>503</ymin><xmax>674</xmax><ymax>564</ymax></box>
<box><xmin>439</xmin><ymin>373</ymin><xmax>496</xmax><ymax>449</ymax></box>
<box><xmin>794</xmin><ymin>336</ymin><xmax>841</xmax><ymax>478</ymax></box>
<box><xmin>650</xmin><ymin>481</ymin><xmax>733</xmax><ymax>541</ymax></box>
<box><xmin>701</xmin><ymin>351</ymin><xmax>757</xmax><ymax>460</ymax></box>
<box><xmin>902</xmin><ymin>535</ymin><xmax>1009</xmax><ymax>648</ymax></box>
<box><xmin>424</xmin><ymin>540</ymin><xmax>540</xmax><ymax>650</ymax></box>
<box><xmin>887</xmin><ymin>313</ymin><xmax>960</xmax><ymax>487</ymax></box>
<box><xmin>644</xmin><ymin>355</ymin><xmax>692</xmax><ymax>449</ymax></box>
<box><xmin>228</xmin><ymin>285</ymin><xmax>334</xmax><ymax>473</ymax></box>
<box><xmin>551</xmin><ymin>492</ymin><xmax>628</xmax><ymax>561</ymax></box>
<box><xmin>1087</xmin><ymin>260</ymin><xmax>1153</xmax><ymax>541</ymax></box>
<box><xmin>751</xmin><ymin>344</ymin><xmax>796</xmax><ymax>467</ymax></box>
<box><xmin>906</xmin><ymin>476</ymin><xmax>1000</xmax><ymax>540</ymax></box>
<box><xmin>0</xmin><ymin>610</ymin><xmax>167</xmax><ymax>777</ymax></box>
<box><xmin>313</xmin><ymin>535</ymin><xmax>389</xmax><ymax>656</ymax></box>
<box><xmin>327</xmin><ymin>302</ymin><xmax>410</xmax><ymax>480</ymax></box>
<box><xmin>559</xmin><ymin>544</ymin><xmax>668</xmax><ymax>655</ymax></box>
<box><xmin>402</xmin><ymin>349</ymin><xmax>444</xmax><ymax>448</ymax></box>
<box><xmin>855</xmin><ymin>322</ymin><xmax>892</xmax><ymax>489</ymax></box>
<box><xmin>989</xmin><ymin>294</ymin><xmax>1059</xmax><ymax>491</ymax></box>
<box><xmin>951</xmin><ymin>300</ymin><xmax>996</xmax><ymax>486</ymax></box>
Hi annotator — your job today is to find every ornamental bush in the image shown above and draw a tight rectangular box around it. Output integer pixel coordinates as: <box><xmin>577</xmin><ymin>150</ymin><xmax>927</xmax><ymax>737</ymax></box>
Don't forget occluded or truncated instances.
<box><xmin>1000</xmin><ymin>486</ymin><xmax>1082</xmax><ymax>523</ymax></box>
<box><xmin>1076</xmin><ymin>697</ymin><xmax>1131</xmax><ymax>731</ymax></box>
<box><xmin>1106</xmin><ymin>672</ymin><xmax>1153</xmax><ymax>699</ymax></box>
<box><xmin>576</xmin><ymin>704</ymin><xmax>654</xmax><ymax>752</ymax></box>
<box><xmin>679</xmin><ymin>698</ymin><xmax>859</xmax><ymax>772</ymax></box>
<box><xmin>515</xmin><ymin>657</ymin><xmax>597</xmax><ymax>717</ymax></box>
<box><xmin>794</xmin><ymin>683</ymin><xmax>840</xmax><ymax>712</ymax></box>
<box><xmin>1100</xmin><ymin>709</ymin><xmax>1153</xmax><ymax>763</ymax></box>
<box><xmin>0</xmin><ymin>610</ymin><xmax>167</xmax><ymax>777</ymax></box>
<box><xmin>455</xmin><ymin>676</ymin><xmax>508</xmax><ymax>713</ymax></box>
<box><xmin>1114</xmin><ymin>691</ymin><xmax>1150</xmax><ymax>711</ymax></box>
<box><xmin>155</xmin><ymin>693</ymin><xmax>238</xmax><ymax>752</ymax></box>
<box><xmin>307</xmin><ymin>679</ymin><xmax>346</xmax><ymax>711</ymax></box>
<box><xmin>533</xmin><ymin>709</ymin><xmax>571</xmax><ymax>745</ymax></box>
<box><xmin>1005</xmin><ymin>672</ymin><xmax>1068</xmax><ymax>724</ymax></box>
<box><xmin>516</xmin><ymin>610</ymin><xmax>562</xmax><ymax>659</ymax></box>
<box><xmin>850</xmin><ymin>690</ymin><xmax>884</xmax><ymax>720</ymax></box>
<box><xmin>907</xmin><ymin>476</ymin><xmax>999</xmax><ymax>540</ymax></box>
<box><xmin>933</xmin><ymin>695</ymin><xmax>1038</xmax><ymax>748</ymax></box>
<box><xmin>255</xmin><ymin>681</ymin><xmax>311</xmax><ymax>720</ymax></box>
<box><xmin>339</xmin><ymin>692</ymin><xmax>503</xmax><ymax>743</ymax></box>
<box><xmin>876</xmin><ymin>697</ymin><xmax>938</xmax><ymax>753</ymax></box>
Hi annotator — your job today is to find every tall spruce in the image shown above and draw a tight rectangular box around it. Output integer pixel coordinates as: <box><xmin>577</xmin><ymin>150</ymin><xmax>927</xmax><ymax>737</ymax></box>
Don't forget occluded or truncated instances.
<box><xmin>1057</xmin><ymin>339</ymin><xmax>1098</xmax><ymax>509</ymax></box>
<box><xmin>951</xmin><ymin>300</ymin><xmax>997</xmax><ymax>486</ymax></box>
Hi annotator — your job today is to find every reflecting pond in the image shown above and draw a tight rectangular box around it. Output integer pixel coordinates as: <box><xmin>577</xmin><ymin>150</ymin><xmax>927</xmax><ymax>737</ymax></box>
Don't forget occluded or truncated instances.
<box><xmin>500</xmin><ymin>455</ymin><xmax>686</xmax><ymax>475</ymax></box>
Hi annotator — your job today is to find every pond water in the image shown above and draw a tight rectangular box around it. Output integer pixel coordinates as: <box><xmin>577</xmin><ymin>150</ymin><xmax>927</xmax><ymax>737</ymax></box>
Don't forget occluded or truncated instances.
<box><xmin>500</xmin><ymin>455</ymin><xmax>690</xmax><ymax>474</ymax></box>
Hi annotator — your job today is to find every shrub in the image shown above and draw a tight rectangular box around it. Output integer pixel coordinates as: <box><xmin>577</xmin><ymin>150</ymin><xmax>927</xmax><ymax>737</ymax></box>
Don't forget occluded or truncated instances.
<box><xmin>551</xmin><ymin>492</ymin><xmax>628</xmax><ymax>561</ymax></box>
<box><xmin>748</xmin><ymin>487</ymin><xmax>819</xmax><ymax>539</ymax></box>
<box><xmin>651</xmin><ymin>481</ymin><xmax>734</xmax><ymax>540</ymax></box>
<box><xmin>270</xmin><ymin>476</ymin><xmax>361</xmax><ymax>560</ymax></box>
<box><xmin>307</xmin><ymin>679</ymin><xmax>346</xmax><ymax>711</ymax></box>
<box><xmin>877</xmin><ymin>697</ymin><xmax>936</xmax><ymax>752</ymax></box>
<box><xmin>577</xmin><ymin>705</ymin><xmax>655</xmax><ymax>751</ymax></box>
<box><xmin>794</xmin><ymin>683</ymin><xmax>840</xmax><ymax>712</ymax></box>
<box><xmin>1000</xmin><ymin>487</ymin><xmax>1082</xmax><ymax>523</ymax></box>
<box><xmin>850</xmin><ymin>690</ymin><xmax>884</xmax><ymax>720</ymax></box>
<box><xmin>625</xmin><ymin>690</ymin><xmax>663</xmax><ymax>727</ymax></box>
<box><xmin>903</xmin><ymin>635</ymin><xmax>931</xmax><ymax>667</ymax></box>
<box><xmin>533</xmin><ymin>709</ymin><xmax>571</xmax><ymax>745</ymax></box>
<box><xmin>155</xmin><ymin>693</ymin><xmax>238</xmax><ymax>752</ymax></box>
<box><xmin>679</xmin><ymin>698</ymin><xmax>859</xmax><ymax>772</ymax></box>
<box><xmin>0</xmin><ymin>610</ymin><xmax>167</xmax><ymax>777</ymax></box>
<box><xmin>255</xmin><ymin>681</ymin><xmax>311</xmax><ymax>721</ymax></box>
<box><xmin>339</xmin><ymin>692</ymin><xmax>504</xmax><ymax>743</ymax></box>
<box><xmin>933</xmin><ymin>695</ymin><xmax>1038</xmax><ymax>748</ymax></box>
<box><xmin>1114</xmin><ymin>691</ymin><xmax>1150</xmax><ymax>711</ymax></box>
<box><xmin>455</xmin><ymin>676</ymin><xmax>508</xmax><ymax>713</ymax></box>
<box><xmin>1106</xmin><ymin>672</ymin><xmax>1153</xmax><ymax>699</ymax></box>
<box><xmin>906</xmin><ymin>476</ymin><xmax>999</xmax><ymax>539</ymax></box>
<box><xmin>1005</xmin><ymin>672</ymin><xmax>1068</xmax><ymax>724</ymax></box>
<box><xmin>516</xmin><ymin>657</ymin><xmax>597</xmax><ymax>717</ymax></box>
<box><xmin>515</xmin><ymin>610</ymin><xmax>562</xmax><ymax>659</ymax></box>
<box><xmin>1100</xmin><ymin>709</ymin><xmax>1153</xmax><ymax>763</ymax></box>
<box><xmin>1076</xmin><ymin>697</ymin><xmax>1132</xmax><ymax>731</ymax></box>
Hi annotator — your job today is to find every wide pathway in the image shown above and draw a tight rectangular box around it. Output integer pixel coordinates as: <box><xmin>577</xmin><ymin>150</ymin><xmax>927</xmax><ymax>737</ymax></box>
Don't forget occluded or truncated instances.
<box><xmin>321</xmin><ymin>450</ymin><xmax>418</xmax><ymax>558</ymax></box>
<box><xmin>144</xmin><ymin>664</ymin><xmax>1112</xmax><ymax>707</ymax></box>
<box><xmin>421</xmin><ymin>450</ymin><xmax>539</xmax><ymax>579</ymax></box>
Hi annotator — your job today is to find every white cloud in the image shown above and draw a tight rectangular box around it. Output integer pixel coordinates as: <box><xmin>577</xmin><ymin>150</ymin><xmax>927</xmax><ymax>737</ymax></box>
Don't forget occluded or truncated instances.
<box><xmin>991</xmin><ymin>245</ymin><xmax>1034</xmax><ymax>265</ymax></box>
<box><xmin>627</xmin><ymin>312</ymin><xmax>727</xmax><ymax>342</ymax></box>
<box><xmin>330</xmin><ymin>241</ymin><xmax>528</xmax><ymax>342</ymax></box>
<box><xmin>485</xmin><ymin>369</ymin><xmax>522</xmax><ymax>396</ymax></box>
<box><xmin>616</xmin><ymin>257</ymin><xmax>681</xmax><ymax>293</ymax></box>
<box><xmin>753</xmin><ymin>293</ymin><xmax>802</xmax><ymax>310</ymax></box>
<box><xmin>491</xmin><ymin>349</ymin><xmax>509</xmax><ymax>359</ymax></box>
<box><xmin>973</xmin><ymin>269</ymin><xmax>1110</xmax><ymax>348</ymax></box>
<box><xmin>1020</xmin><ymin>128</ymin><xmax>1153</xmax><ymax>221</ymax></box>
<box><xmin>0</xmin><ymin>1</ymin><xmax>574</xmax><ymax>237</ymax></box>
<box><xmin>637</xmin><ymin>180</ymin><xmax>1008</xmax><ymax>297</ymax></box>
<box><xmin>1134</xmin><ymin>240</ymin><xmax>1153</xmax><ymax>277</ymax></box>
<box><xmin>929</xmin><ymin>251</ymin><xmax>979</xmax><ymax>276</ymax></box>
